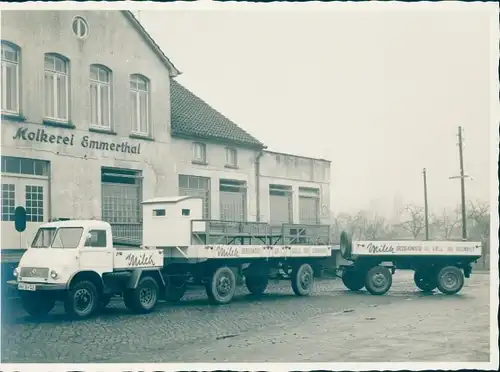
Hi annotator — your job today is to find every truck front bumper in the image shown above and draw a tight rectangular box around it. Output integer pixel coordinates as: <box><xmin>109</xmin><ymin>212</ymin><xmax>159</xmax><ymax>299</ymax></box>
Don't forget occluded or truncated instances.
<box><xmin>7</xmin><ymin>280</ymin><xmax>66</xmax><ymax>291</ymax></box>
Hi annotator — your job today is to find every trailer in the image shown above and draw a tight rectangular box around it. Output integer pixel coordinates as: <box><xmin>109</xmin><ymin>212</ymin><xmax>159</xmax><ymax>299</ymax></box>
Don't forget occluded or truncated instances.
<box><xmin>337</xmin><ymin>231</ymin><xmax>482</xmax><ymax>296</ymax></box>
<box><xmin>8</xmin><ymin>196</ymin><xmax>334</xmax><ymax>319</ymax></box>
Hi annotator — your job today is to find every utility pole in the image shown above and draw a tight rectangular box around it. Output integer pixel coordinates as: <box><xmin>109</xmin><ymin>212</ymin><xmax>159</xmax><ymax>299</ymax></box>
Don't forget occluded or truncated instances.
<box><xmin>423</xmin><ymin>168</ymin><xmax>429</xmax><ymax>240</ymax></box>
<box><xmin>449</xmin><ymin>126</ymin><xmax>468</xmax><ymax>240</ymax></box>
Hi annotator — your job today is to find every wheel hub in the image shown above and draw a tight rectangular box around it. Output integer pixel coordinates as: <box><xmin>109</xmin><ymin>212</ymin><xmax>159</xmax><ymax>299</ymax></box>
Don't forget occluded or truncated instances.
<box><xmin>74</xmin><ymin>288</ymin><xmax>92</xmax><ymax>312</ymax></box>
<box><xmin>300</xmin><ymin>271</ymin><xmax>311</xmax><ymax>289</ymax></box>
<box><xmin>372</xmin><ymin>273</ymin><xmax>386</xmax><ymax>288</ymax></box>
<box><xmin>442</xmin><ymin>272</ymin><xmax>458</xmax><ymax>289</ymax></box>
<box><xmin>217</xmin><ymin>275</ymin><xmax>231</xmax><ymax>296</ymax></box>
<box><xmin>140</xmin><ymin>287</ymin><xmax>153</xmax><ymax>305</ymax></box>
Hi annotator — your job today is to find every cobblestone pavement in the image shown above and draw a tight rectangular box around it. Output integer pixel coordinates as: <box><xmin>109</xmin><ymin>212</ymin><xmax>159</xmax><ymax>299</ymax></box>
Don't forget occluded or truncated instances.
<box><xmin>0</xmin><ymin>271</ymin><xmax>490</xmax><ymax>363</ymax></box>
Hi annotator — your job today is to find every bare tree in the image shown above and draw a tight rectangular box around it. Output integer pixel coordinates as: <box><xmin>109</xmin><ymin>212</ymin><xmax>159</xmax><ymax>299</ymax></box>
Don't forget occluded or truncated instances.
<box><xmin>467</xmin><ymin>200</ymin><xmax>490</xmax><ymax>241</ymax></box>
<box><xmin>431</xmin><ymin>207</ymin><xmax>461</xmax><ymax>239</ymax></box>
<box><xmin>364</xmin><ymin>214</ymin><xmax>389</xmax><ymax>240</ymax></box>
<box><xmin>331</xmin><ymin>210</ymin><xmax>394</xmax><ymax>241</ymax></box>
<box><xmin>398</xmin><ymin>204</ymin><xmax>425</xmax><ymax>239</ymax></box>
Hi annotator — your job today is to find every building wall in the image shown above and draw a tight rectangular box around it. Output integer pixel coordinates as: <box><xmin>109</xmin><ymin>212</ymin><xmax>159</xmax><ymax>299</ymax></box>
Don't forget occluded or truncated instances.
<box><xmin>259</xmin><ymin>151</ymin><xmax>331</xmax><ymax>225</ymax></box>
<box><xmin>1</xmin><ymin>10</ymin><xmax>332</xmax><ymax>253</ymax></box>
<box><xmin>171</xmin><ymin>138</ymin><xmax>259</xmax><ymax>221</ymax></box>
<box><xmin>1</xmin><ymin>10</ymin><xmax>176</xmax><ymax>250</ymax></box>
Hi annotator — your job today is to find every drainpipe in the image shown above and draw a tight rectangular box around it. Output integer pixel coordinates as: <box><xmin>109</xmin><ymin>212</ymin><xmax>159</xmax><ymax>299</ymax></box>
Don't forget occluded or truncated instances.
<box><xmin>255</xmin><ymin>149</ymin><xmax>265</xmax><ymax>222</ymax></box>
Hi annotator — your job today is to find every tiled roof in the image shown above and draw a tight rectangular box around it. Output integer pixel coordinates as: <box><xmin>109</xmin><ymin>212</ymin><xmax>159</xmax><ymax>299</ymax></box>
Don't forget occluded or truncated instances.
<box><xmin>170</xmin><ymin>79</ymin><xmax>265</xmax><ymax>148</ymax></box>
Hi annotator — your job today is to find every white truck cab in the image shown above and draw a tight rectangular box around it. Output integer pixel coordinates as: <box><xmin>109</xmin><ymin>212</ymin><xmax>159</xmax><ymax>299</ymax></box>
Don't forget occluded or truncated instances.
<box><xmin>9</xmin><ymin>219</ymin><xmax>164</xmax><ymax>319</ymax></box>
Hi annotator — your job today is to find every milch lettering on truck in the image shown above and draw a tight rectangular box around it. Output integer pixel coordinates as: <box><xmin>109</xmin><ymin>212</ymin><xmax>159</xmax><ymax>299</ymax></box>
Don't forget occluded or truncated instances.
<box><xmin>125</xmin><ymin>253</ymin><xmax>155</xmax><ymax>267</ymax></box>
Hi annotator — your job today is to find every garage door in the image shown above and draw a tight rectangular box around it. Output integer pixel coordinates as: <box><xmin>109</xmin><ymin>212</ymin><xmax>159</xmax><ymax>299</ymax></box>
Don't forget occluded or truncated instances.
<box><xmin>179</xmin><ymin>175</ymin><xmax>210</xmax><ymax>219</ymax></box>
<box><xmin>1</xmin><ymin>156</ymin><xmax>49</xmax><ymax>252</ymax></box>
<box><xmin>269</xmin><ymin>184</ymin><xmax>292</xmax><ymax>225</ymax></box>
<box><xmin>220</xmin><ymin>179</ymin><xmax>246</xmax><ymax>222</ymax></box>
<box><xmin>299</xmin><ymin>187</ymin><xmax>320</xmax><ymax>225</ymax></box>
<box><xmin>101</xmin><ymin>167</ymin><xmax>142</xmax><ymax>245</ymax></box>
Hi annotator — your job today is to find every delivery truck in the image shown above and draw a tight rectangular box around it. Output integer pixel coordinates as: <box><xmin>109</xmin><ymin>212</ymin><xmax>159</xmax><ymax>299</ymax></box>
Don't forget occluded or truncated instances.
<box><xmin>8</xmin><ymin>196</ymin><xmax>482</xmax><ymax>320</ymax></box>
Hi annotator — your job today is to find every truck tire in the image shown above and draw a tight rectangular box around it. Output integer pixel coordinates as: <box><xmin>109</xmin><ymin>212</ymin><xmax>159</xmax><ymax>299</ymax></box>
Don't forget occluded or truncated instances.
<box><xmin>20</xmin><ymin>292</ymin><xmax>55</xmax><ymax>318</ymax></box>
<box><xmin>124</xmin><ymin>276</ymin><xmax>159</xmax><ymax>314</ymax></box>
<box><xmin>291</xmin><ymin>263</ymin><xmax>314</xmax><ymax>296</ymax></box>
<box><xmin>245</xmin><ymin>275</ymin><xmax>269</xmax><ymax>296</ymax></box>
<box><xmin>437</xmin><ymin>266</ymin><xmax>464</xmax><ymax>295</ymax></box>
<box><xmin>206</xmin><ymin>266</ymin><xmax>236</xmax><ymax>305</ymax></box>
<box><xmin>414</xmin><ymin>269</ymin><xmax>438</xmax><ymax>292</ymax></box>
<box><xmin>339</xmin><ymin>231</ymin><xmax>353</xmax><ymax>260</ymax></box>
<box><xmin>341</xmin><ymin>268</ymin><xmax>365</xmax><ymax>291</ymax></box>
<box><xmin>365</xmin><ymin>266</ymin><xmax>392</xmax><ymax>295</ymax></box>
<box><xmin>64</xmin><ymin>280</ymin><xmax>99</xmax><ymax>319</ymax></box>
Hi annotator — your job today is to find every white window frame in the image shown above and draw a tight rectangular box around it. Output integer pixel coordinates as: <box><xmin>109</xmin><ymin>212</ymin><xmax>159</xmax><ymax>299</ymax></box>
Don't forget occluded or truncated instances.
<box><xmin>192</xmin><ymin>142</ymin><xmax>206</xmax><ymax>163</ymax></box>
<box><xmin>130</xmin><ymin>74</ymin><xmax>150</xmax><ymax>135</ymax></box>
<box><xmin>225</xmin><ymin>147</ymin><xmax>238</xmax><ymax>167</ymax></box>
<box><xmin>1</xmin><ymin>42</ymin><xmax>20</xmax><ymax>115</ymax></box>
<box><xmin>44</xmin><ymin>54</ymin><xmax>69</xmax><ymax>122</ymax></box>
<box><xmin>89</xmin><ymin>64</ymin><xmax>112</xmax><ymax>129</ymax></box>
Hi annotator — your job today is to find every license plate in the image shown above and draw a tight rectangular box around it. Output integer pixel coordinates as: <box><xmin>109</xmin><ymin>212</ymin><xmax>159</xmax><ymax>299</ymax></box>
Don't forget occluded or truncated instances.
<box><xmin>18</xmin><ymin>283</ymin><xmax>36</xmax><ymax>291</ymax></box>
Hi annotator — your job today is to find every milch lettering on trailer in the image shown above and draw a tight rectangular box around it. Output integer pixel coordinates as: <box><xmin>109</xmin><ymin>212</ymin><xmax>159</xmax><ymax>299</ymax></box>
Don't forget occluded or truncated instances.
<box><xmin>366</xmin><ymin>243</ymin><xmax>395</xmax><ymax>254</ymax></box>
<box><xmin>213</xmin><ymin>246</ymin><xmax>240</xmax><ymax>257</ymax></box>
<box><xmin>125</xmin><ymin>253</ymin><xmax>155</xmax><ymax>267</ymax></box>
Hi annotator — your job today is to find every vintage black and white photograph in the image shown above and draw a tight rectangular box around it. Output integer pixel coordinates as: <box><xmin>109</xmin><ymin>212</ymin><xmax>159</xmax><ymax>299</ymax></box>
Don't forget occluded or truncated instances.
<box><xmin>0</xmin><ymin>1</ymin><xmax>498</xmax><ymax>369</ymax></box>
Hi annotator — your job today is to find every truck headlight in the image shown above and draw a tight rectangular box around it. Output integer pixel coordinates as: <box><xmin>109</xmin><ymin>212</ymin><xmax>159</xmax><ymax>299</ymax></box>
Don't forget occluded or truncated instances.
<box><xmin>13</xmin><ymin>267</ymin><xmax>19</xmax><ymax>278</ymax></box>
<box><xmin>50</xmin><ymin>270</ymin><xmax>58</xmax><ymax>279</ymax></box>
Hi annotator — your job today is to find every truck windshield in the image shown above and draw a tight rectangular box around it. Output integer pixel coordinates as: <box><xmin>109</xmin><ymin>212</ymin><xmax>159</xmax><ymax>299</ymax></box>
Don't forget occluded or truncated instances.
<box><xmin>31</xmin><ymin>227</ymin><xmax>84</xmax><ymax>249</ymax></box>
<box><xmin>31</xmin><ymin>228</ymin><xmax>56</xmax><ymax>248</ymax></box>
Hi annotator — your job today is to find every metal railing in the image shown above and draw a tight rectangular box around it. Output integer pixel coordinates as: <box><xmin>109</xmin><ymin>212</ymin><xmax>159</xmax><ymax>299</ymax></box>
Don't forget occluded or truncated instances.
<box><xmin>191</xmin><ymin>219</ymin><xmax>331</xmax><ymax>246</ymax></box>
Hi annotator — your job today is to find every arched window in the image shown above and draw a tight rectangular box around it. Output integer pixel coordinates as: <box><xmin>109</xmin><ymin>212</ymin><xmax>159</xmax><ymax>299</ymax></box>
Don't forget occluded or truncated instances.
<box><xmin>44</xmin><ymin>53</ymin><xmax>69</xmax><ymax>121</ymax></box>
<box><xmin>130</xmin><ymin>74</ymin><xmax>149</xmax><ymax>135</ymax></box>
<box><xmin>90</xmin><ymin>64</ymin><xmax>112</xmax><ymax>128</ymax></box>
<box><xmin>1</xmin><ymin>41</ymin><xmax>20</xmax><ymax>114</ymax></box>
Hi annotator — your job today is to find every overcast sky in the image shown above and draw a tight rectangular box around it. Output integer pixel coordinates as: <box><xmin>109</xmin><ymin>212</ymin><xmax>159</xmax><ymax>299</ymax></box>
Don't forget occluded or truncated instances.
<box><xmin>136</xmin><ymin>4</ymin><xmax>494</xmax><ymax>217</ymax></box>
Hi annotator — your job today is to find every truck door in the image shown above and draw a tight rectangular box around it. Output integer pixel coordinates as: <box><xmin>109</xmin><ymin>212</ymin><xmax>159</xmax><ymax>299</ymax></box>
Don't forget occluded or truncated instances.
<box><xmin>78</xmin><ymin>229</ymin><xmax>114</xmax><ymax>274</ymax></box>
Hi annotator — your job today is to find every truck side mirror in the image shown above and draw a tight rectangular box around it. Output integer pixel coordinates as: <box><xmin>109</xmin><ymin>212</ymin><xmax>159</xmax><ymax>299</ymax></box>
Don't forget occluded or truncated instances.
<box><xmin>14</xmin><ymin>206</ymin><xmax>27</xmax><ymax>233</ymax></box>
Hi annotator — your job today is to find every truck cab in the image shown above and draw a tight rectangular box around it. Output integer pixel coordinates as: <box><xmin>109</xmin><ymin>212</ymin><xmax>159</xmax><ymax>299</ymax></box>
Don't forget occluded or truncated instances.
<box><xmin>10</xmin><ymin>219</ymin><xmax>164</xmax><ymax>319</ymax></box>
<box><xmin>14</xmin><ymin>220</ymin><xmax>115</xmax><ymax>287</ymax></box>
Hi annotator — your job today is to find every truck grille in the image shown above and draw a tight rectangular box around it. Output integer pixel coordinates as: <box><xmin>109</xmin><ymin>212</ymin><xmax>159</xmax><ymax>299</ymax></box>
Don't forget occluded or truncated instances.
<box><xmin>20</xmin><ymin>267</ymin><xmax>49</xmax><ymax>279</ymax></box>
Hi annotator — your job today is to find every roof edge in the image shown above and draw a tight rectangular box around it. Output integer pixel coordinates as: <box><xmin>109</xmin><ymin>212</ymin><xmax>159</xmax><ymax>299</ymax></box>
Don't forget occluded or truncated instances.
<box><xmin>263</xmin><ymin>149</ymin><xmax>331</xmax><ymax>163</ymax></box>
<box><xmin>171</xmin><ymin>131</ymin><xmax>266</xmax><ymax>150</ymax></box>
<box><xmin>122</xmin><ymin>11</ymin><xmax>182</xmax><ymax>78</ymax></box>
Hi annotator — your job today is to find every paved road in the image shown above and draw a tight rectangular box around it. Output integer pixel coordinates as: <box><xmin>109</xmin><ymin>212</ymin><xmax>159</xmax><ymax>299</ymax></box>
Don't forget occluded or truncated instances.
<box><xmin>0</xmin><ymin>271</ymin><xmax>490</xmax><ymax>363</ymax></box>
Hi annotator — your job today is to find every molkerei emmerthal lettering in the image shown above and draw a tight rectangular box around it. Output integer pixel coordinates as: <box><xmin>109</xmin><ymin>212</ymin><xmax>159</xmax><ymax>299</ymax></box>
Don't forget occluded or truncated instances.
<box><xmin>12</xmin><ymin>127</ymin><xmax>141</xmax><ymax>154</ymax></box>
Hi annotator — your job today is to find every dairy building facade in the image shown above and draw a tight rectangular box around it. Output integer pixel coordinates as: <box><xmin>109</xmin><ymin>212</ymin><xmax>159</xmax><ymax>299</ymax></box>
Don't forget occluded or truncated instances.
<box><xmin>0</xmin><ymin>10</ymin><xmax>331</xmax><ymax>271</ymax></box>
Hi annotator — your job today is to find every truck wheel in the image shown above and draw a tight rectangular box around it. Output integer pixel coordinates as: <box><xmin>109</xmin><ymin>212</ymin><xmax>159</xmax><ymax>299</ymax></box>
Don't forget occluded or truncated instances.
<box><xmin>245</xmin><ymin>275</ymin><xmax>269</xmax><ymax>296</ymax></box>
<box><xmin>365</xmin><ymin>266</ymin><xmax>392</xmax><ymax>295</ymax></box>
<box><xmin>20</xmin><ymin>292</ymin><xmax>55</xmax><ymax>318</ymax></box>
<box><xmin>342</xmin><ymin>269</ymin><xmax>365</xmax><ymax>291</ymax></box>
<box><xmin>124</xmin><ymin>276</ymin><xmax>159</xmax><ymax>314</ymax></box>
<box><xmin>437</xmin><ymin>266</ymin><xmax>464</xmax><ymax>295</ymax></box>
<box><xmin>291</xmin><ymin>263</ymin><xmax>314</xmax><ymax>296</ymax></box>
<box><xmin>206</xmin><ymin>266</ymin><xmax>236</xmax><ymax>305</ymax></box>
<box><xmin>64</xmin><ymin>280</ymin><xmax>99</xmax><ymax>319</ymax></box>
<box><xmin>414</xmin><ymin>270</ymin><xmax>437</xmax><ymax>292</ymax></box>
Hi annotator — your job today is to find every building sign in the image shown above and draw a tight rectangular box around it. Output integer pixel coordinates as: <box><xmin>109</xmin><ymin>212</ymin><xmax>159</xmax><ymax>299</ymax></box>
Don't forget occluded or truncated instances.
<box><xmin>12</xmin><ymin>127</ymin><xmax>141</xmax><ymax>155</ymax></box>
